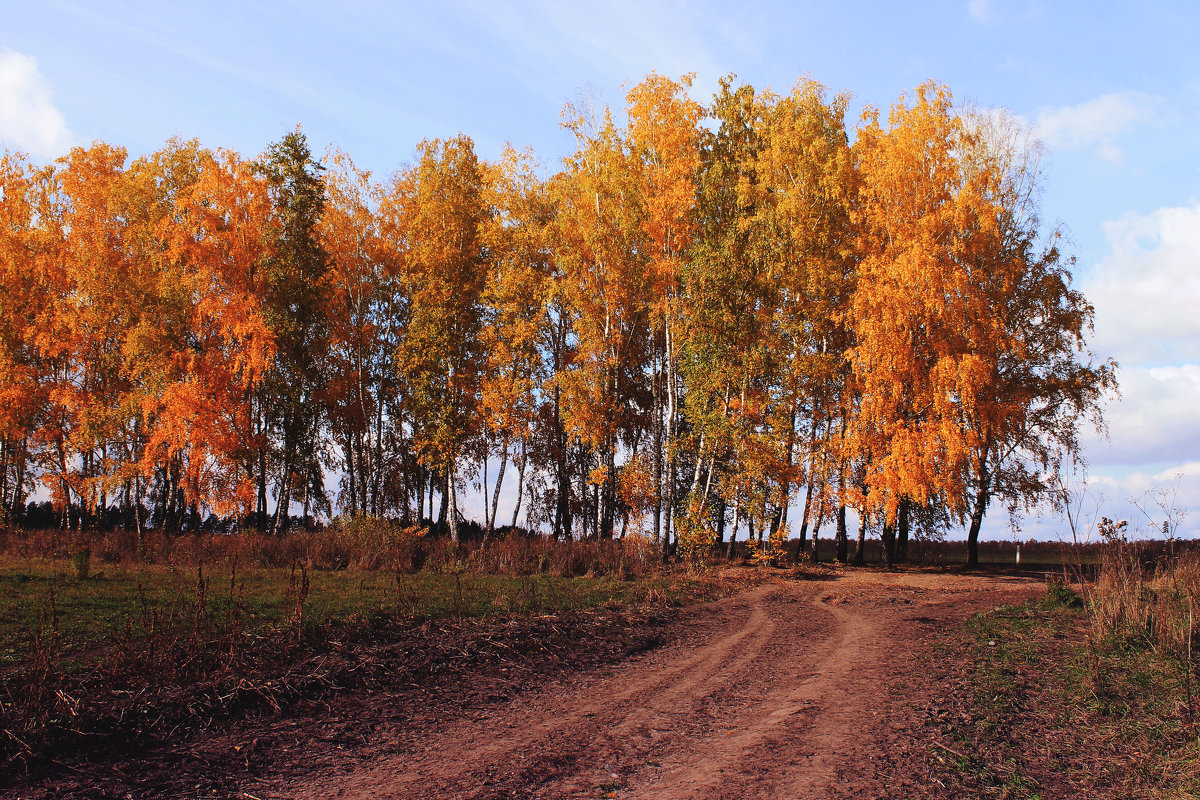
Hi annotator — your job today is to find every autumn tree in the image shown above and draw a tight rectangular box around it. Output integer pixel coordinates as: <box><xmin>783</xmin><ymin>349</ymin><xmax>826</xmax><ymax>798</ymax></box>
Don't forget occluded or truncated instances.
<box><xmin>679</xmin><ymin>76</ymin><xmax>768</xmax><ymax>553</ymax></box>
<box><xmin>142</xmin><ymin>141</ymin><xmax>275</xmax><ymax>524</ymax></box>
<box><xmin>321</xmin><ymin>147</ymin><xmax>410</xmax><ymax>519</ymax></box>
<box><xmin>553</xmin><ymin>97</ymin><xmax>650</xmax><ymax>540</ymax></box>
<box><xmin>393</xmin><ymin>136</ymin><xmax>488</xmax><ymax>543</ymax></box>
<box><xmin>745</xmin><ymin>78</ymin><xmax>856</xmax><ymax>561</ymax></box>
<box><xmin>953</xmin><ymin>110</ymin><xmax>1116</xmax><ymax>566</ymax></box>
<box><xmin>479</xmin><ymin>146</ymin><xmax>554</xmax><ymax>535</ymax></box>
<box><xmin>852</xmin><ymin>84</ymin><xmax>1113</xmax><ymax>567</ymax></box>
<box><xmin>0</xmin><ymin>154</ymin><xmax>51</xmax><ymax>523</ymax></box>
<box><xmin>0</xmin><ymin>72</ymin><xmax>1114</xmax><ymax>550</ymax></box>
<box><xmin>550</xmin><ymin>74</ymin><xmax>703</xmax><ymax>545</ymax></box>
<box><xmin>30</xmin><ymin>143</ymin><xmax>147</xmax><ymax>528</ymax></box>
<box><xmin>624</xmin><ymin>73</ymin><xmax>703</xmax><ymax>550</ymax></box>
<box><xmin>257</xmin><ymin>130</ymin><xmax>332</xmax><ymax>532</ymax></box>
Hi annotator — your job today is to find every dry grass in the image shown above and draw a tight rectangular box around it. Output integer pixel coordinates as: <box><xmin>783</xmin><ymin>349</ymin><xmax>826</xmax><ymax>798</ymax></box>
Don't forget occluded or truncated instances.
<box><xmin>0</xmin><ymin>522</ymin><xmax>741</xmax><ymax>779</ymax></box>
<box><xmin>1091</xmin><ymin>544</ymin><xmax>1200</xmax><ymax>663</ymax></box>
<box><xmin>0</xmin><ymin>523</ymin><xmax>665</xmax><ymax>578</ymax></box>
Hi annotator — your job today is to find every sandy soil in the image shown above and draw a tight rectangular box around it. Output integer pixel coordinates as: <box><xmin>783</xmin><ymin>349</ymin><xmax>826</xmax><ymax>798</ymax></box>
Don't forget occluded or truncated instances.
<box><xmin>267</xmin><ymin>570</ymin><xmax>1043</xmax><ymax>800</ymax></box>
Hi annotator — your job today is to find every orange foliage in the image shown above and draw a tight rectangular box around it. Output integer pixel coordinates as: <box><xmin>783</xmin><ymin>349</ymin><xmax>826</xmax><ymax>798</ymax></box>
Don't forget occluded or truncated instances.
<box><xmin>0</xmin><ymin>74</ymin><xmax>1111</xmax><ymax>558</ymax></box>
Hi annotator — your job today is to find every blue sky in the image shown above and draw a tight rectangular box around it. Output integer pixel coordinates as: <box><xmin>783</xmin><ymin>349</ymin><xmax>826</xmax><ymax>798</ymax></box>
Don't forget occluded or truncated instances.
<box><xmin>2</xmin><ymin>0</ymin><xmax>1199</xmax><ymax>540</ymax></box>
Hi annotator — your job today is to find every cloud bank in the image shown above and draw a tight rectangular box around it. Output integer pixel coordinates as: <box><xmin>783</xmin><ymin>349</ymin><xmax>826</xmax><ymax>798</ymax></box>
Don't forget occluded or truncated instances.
<box><xmin>1085</xmin><ymin>203</ymin><xmax>1200</xmax><ymax>365</ymax></box>
<box><xmin>1071</xmin><ymin>201</ymin><xmax>1200</xmax><ymax>537</ymax></box>
<box><xmin>0</xmin><ymin>50</ymin><xmax>71</xmax><ymax>159</ymax></box>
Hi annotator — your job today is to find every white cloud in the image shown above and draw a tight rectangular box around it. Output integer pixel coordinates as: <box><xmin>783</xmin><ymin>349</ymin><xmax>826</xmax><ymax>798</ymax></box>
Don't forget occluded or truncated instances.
<box><xmin>1084</xmin><ymin>203</ymin><xmax>1200</xmax><ymax>364</ymax></box>
<box><xmin>0</xmin><ymin>50</ymin><xmax>71</xmax><ymax>159</ymax></box>
<box><xmin>967</xmin><ymin>0</ymin><xmax>994</xmax><ymax>21</ymax></box>
<box><xmin>1084</xmin><ymin>365</ymin><xmax>1200</xmax><ymax>466</ymax></box>
<box><xmin>1076</xmin><ymin>203</ymin><xmax>1200</xmax><ymax>497</ymax></box>
<box><xmin>1035</xmin><ymin>91</ymin><xmax>1161</xmax><ymax>163</ymax></box>
<box><xmin>977</xmin><ymin>463</ymin><xmax>1200</xmax><ymax>544</ymax></box>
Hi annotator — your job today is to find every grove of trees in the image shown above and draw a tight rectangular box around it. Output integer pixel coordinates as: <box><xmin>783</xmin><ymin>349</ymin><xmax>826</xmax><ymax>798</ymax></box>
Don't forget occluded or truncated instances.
<box><xmin>0</xmin><ymin>74</ymin><xmax>1115</xmax><ymax>566</ymax></box>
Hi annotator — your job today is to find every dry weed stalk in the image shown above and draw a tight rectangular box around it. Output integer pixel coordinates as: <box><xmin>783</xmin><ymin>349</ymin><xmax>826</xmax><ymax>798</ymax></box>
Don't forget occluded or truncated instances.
<box><xmin>1085</xmin><ymin>484</ymin><xmax>1199</xmax><ymax>732</ymax></box>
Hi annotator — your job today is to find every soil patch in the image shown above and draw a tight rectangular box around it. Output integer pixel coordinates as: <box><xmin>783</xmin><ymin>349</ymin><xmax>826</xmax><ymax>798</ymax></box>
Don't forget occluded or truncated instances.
<box><xmin>6</xmin><ymin>568</ymin><xmax>1044</xmax><ymax>799</ymax></box>
<box><xmin>276</xmin><ymin>570</ymin><xmax>1041</xmax><ymax>800</ymax></box>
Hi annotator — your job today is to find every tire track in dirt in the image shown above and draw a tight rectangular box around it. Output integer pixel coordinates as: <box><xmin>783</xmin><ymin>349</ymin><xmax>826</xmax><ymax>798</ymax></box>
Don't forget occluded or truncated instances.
<box><xmin>621</xmin><ymin>587</ymin><xmax>877</xmax><ymax>800</ymax></box>
<box><xmin>274</xmin><ymin>571</ymin><xmax>1043</xmax><ymax>800</ymax></box>
<box><xmin>282</xmin><ymin>583</ymin><xmax>786</xmax><ymax>800</ymax></box>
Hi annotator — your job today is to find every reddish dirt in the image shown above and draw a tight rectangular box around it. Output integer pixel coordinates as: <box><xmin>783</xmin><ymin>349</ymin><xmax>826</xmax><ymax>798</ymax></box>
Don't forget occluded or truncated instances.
<box><xmin>262</xmin><ymin>570</ymin><xmax>1042</xmax><ymax>800</ymax></box>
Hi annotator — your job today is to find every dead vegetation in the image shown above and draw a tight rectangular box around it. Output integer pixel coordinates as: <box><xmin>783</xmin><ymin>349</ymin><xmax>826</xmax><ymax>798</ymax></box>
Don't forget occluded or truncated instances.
<box><xmin>0</xmin><ymin>523</ymin><xmax>764</xmax><ymax>790</ymax></box>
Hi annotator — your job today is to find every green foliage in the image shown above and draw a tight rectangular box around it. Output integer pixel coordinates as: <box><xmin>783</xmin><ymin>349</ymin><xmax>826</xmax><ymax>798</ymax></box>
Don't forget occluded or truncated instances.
<box><xmin>673</xmin><ymin>496</ymin><xmax>717</xmax><ymax>570</ymax></box>
<box><xmin>257</xmin><ymin>128</ymin><xmax>334</xmax><ymax>528</ymax></box>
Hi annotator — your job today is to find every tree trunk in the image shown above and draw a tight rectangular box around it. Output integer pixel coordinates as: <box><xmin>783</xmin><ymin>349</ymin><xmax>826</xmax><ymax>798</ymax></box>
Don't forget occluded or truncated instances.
<box><xmin>715</xmin><ymin>496</ymin><xmax>727</xmax><ymax>544</ymax></box>
<box><xmin>810</xmin><ymin>510</ymin><xmax>821</xmax><ymax>563</ymax></box>
<box><xmin>488</xmin><ymin>440</ymin><xmax>508</xmax><ymax>536</ymax></box>
<box><xmin>880</xmin><ymin>519</ymin><xmax>895</xmax><ymax>570</ymax></box>
<box><xmin>798</xmin><ymin>479</ymin><xmax>813</xmax><ymax>552</ymax></box>
<box><xmin>416</xmin><ymin>466</ymin><xmax>425</xmax><ymax>524</ymax></box>
<box><xmin>437</xmin><ymin>472</ymin><xmax>448</xmax><ymax>534</ymax></box>
<box><xmin>854</xmin><ymin>507</ymin><xmax>867</xmax><ymax>565</ymax></box>
<box><xmin>481</xmin><ymin>456</ymin><xmax>490</xmax><ymax>536</ymax></box>
<box><xmin>554</xmin><ymin>388</ymin><xmax>571</xmax><ymax>541</ymax></box>
<box><xmin>896</xmin><ymin>498</ymin><xmax>910</xmax><ymax>563</ymax></box>
<box><xmin>728</xmin><ymin>499</ymin><xmax>740</xmax><ymax>560</ymax></box>
<box><xmin>580</xmin><ymin>453</ymin><xmax>591</xmax><ymax>540</ymax></box>
<box><xmin>272</xmin><ymin>467</ymin><xmax>291</xmax><ymax>537</ymax></box>
<box><xmin>775</xmin><ymin>397</ymin><xmax>799</xmax><ymax>544</ymax></box>
<box><xmin>446</xmin><ymin>465</ymin><xmax>459</xmax><ymax>544</ymax></box>
<box><xmin>966</xmin><ymin>456</ymin><xmax>989</xmax><ymax>569</ymax></box>
<box><xmin>257</xmin><ymin>446</ymin><xmax>268</xmax><ymax>531</ymax></box>
<box><xmin>665</xmin><ymin>322</ymin><xmax>677</xmax><ymax>553</ymax></box>
<box><xmin>371</xmin><ymin>391</ymin><xmax>385</xmax><ymax>517</ymax></box>
<box><xmin>511</xmin><ymin>442</ymin><xmax>526</xmax><ymax>530</ymax></box>
<box><xmin>592</xmin><ymin>479</ymin><xmax>601</xmax><ymax>541</ymax></box>
<box><xmin>15</xmin><ymin>444</ymin><xmax>26</xmax><ymax>523</ymax></box>
<box><xmin>429</xmin><ymin>470</ymin><xmax>436</xmax><ymax>525</ymax></box>
<box><xmin>689</xmin><ymin>431</ymin><xmax>706</xmax><ymax>499</ymax></box>
<box><xmin>835</xmin><ymin>502</ymin><xmax>848</xmax><ymax>562</ymax></box>
<box><xmin>345</xmin><ymin>437</ymin><xmax>358</xmax><ymax>517</ymax></box>
<box><xmin>302</xmin><ymin>479</ymin><xmax>311</xmax><ymax>529</ymax></box>
<box><xmin>653</xmin><ymin>358</ymin><xmax>663</xmax><ymax>549</ymax></box>
<box><xmin>604</xmin><ymin>445</ymin><xmax>616</xmax><ymax>538</ymax></box>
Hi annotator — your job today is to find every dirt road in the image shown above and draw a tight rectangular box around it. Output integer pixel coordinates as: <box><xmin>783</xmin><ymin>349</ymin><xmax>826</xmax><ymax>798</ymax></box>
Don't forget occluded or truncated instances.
<box><xmin>274</xmin><ymin>570</ymin><xmax>1041</xmax><ymax>800</ymax></box>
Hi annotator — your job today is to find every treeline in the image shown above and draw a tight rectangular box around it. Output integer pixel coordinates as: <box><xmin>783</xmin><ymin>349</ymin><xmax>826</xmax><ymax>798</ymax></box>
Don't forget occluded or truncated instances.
<box><xmin>0</xmin><ymin>74</ymin><xmax>1114</xmax><ymax>565</ymax></box>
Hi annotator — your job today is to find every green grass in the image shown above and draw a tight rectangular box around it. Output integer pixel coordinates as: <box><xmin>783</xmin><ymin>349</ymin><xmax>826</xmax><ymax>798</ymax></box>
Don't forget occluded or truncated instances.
<box><xmin>934</xmin><ymin>593</ymin><xmax>1075</xmax><ymax>798</ymax></box>
<box><xmin>0</xmin><ymin>555</ymin><xmax>723</xmax><ymax>668</ymax></box>
<box><xmin>937</xmin><ymin>582</ymin><xmax>1200</xmax><ymax>799</ymax></box>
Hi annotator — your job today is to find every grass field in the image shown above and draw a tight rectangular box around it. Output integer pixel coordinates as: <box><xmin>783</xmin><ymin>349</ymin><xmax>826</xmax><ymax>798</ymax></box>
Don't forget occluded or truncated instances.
<box><xmin>0</xmin><ymin>527</ymin><xmax>764</xmax><ymax>774</ymax></box>
<box><xmin>0</xmin><ymin>556</ymin><xmax>716</xmax><ymax>670</ymax></box>
<box><xmin>0</xmin><ymin>528</ymin><xmax>1166</xmax><ymax>671</ymax></box>
<box><xmin>932</xmin><ymin>564</ymin><xmax>1200</xmax><ymax>799</ymax></box>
